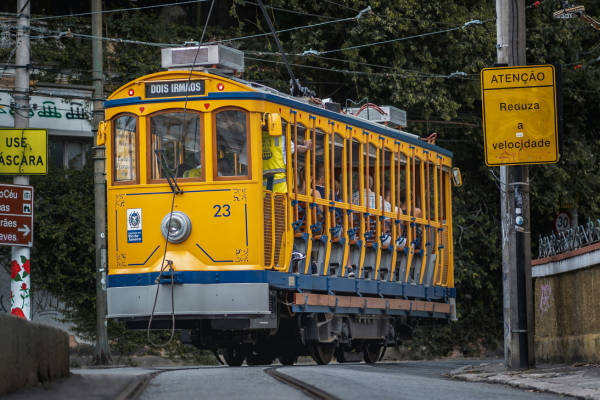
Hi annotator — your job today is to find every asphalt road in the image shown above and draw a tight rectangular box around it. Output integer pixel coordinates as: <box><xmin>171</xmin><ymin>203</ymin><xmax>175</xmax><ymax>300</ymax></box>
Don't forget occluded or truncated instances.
<box><xmin>139</xmin><ymin>360</ymin><xmax>564</xmax><ymax>400</ymax></box>
<box><xmin>2</xmin><ymin>360</ymin><xmax>566</xmax><ymax>400</ymax></box>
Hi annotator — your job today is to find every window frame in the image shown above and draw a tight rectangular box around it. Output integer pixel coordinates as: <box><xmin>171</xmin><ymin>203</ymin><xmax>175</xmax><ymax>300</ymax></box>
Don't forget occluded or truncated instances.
<box><xmin>112</xmin><ymin>112</ymin><xmax>140</xmax><ymax>186</ymax></box>
<box><xmin>145</xmin><ymin>108</ymin><xmax>205</xmax><ymax>185</ymax></box>
<box><xmin>212</xmin><ymin>106</ymin><xmax>252</xmax><ymax>182</ymax></box>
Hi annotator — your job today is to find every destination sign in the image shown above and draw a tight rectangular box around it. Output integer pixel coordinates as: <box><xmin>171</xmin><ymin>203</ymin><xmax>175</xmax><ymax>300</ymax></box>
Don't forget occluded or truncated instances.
<box><xmin>145</xmin><ymin>80</ymin><xmax>206</xmax><ymax>99</ymax></box>
<box><xmin>0</xmin><ymin>129</ymin><xmax>48</xmax><ymax>175</ymax></box>
<box><xmin>0</xmin><ymin>184</ymin><xmax>33</xmax><ymax>247</ymax></box>
<box><xmin>481</xmin><ymin>65</ymin><xmax>560</xmax><ymax>166</ymax></box>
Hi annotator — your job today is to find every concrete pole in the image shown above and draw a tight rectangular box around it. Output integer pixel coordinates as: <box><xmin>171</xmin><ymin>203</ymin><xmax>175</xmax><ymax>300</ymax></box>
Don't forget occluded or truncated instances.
<box><xmin>11</xmin><ymin>0</ymin><xmax>31</xmax><ymax>321</ymax></box>
<box><xmin>92</xmin><ymin>0</ymin><xmax>112</xmax><ymax>365</ymax></box>
<box><xmin>496</xmin><ymin>0</ymin><xmax>535</xmax><ymax>369</ymax></box>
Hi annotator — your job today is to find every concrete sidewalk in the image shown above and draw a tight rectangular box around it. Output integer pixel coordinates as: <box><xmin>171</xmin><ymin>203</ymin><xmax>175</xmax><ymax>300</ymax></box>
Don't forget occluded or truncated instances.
<box><xmin>447</xmin><ymin>362</ymin><xmax>600</xmax><ymax>399</ymax></box>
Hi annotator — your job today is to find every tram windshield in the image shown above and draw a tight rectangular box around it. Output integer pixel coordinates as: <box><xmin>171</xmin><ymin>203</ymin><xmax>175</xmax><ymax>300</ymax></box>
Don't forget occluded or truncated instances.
<box><xmin>149</xmin><ymin>112</ymin><xmax>202</xmax><ymax>180</ymax></box>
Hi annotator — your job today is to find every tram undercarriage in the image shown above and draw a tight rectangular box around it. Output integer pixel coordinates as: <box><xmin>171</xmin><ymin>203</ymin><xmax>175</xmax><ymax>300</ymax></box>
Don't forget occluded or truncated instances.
<box><xmin>119</xmin><ymin>289</ymin><xmax>449</xmax><ymax>366</ymax></box>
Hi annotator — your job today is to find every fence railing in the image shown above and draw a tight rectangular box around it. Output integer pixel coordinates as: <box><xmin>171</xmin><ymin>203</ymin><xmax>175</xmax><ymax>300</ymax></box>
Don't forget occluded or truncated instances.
<box><xmin>539</xmin><ymin>218</ymin><xmax>600</xmax><ymax>259</ymax></box>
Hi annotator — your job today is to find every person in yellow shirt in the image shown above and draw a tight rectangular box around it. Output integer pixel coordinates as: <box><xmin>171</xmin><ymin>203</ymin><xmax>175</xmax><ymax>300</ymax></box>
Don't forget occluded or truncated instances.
<box><xmin>262</xmin><ymin>126</ymin><xmax>311</xmax><ymax>193</ymax></box>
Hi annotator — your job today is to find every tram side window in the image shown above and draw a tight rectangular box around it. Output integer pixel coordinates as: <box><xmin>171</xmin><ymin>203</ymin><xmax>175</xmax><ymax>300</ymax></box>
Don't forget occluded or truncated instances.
<box><xmin>114</xmin><ymin>115</ymin><xmax>137</xmax><ymax>182</ymax></box>
<box><xmin>291</xmin><ymin>123</ymin><xmax>307</xmax><ymax>194</ymax></box>
<box><xmin>214</xmin><ymin>109</ymin><xmax>250</xmax><ymax>179</ymax></box>
<box><xmin>382</xmin><ymin>147</ymin><xmax>392</xmax><ymax>212</ymax></box>
<box><xmin>149</xmin><ymin>112</ymin><xmax>202</xmax><ymax>180</ymax></box>
<box><xmin>396</xmin><ymin>153</ymin><xmax>407</xmax><ymax>213</ymax></box>
<box><xmin>331</xmin><ymin>134</ymin><xmax>344</xmax><ymax>202</ymax></box>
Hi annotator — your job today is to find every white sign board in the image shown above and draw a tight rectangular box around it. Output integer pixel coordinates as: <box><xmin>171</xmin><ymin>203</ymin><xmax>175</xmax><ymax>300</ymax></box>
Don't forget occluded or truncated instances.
<box><xmin>0</xmin><ymin>94</ymin><xmax>93</xmax><ymax>136</ymax></box>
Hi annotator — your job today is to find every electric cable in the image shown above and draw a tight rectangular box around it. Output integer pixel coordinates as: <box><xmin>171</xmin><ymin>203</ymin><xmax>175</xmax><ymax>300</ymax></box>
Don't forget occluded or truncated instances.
<box><xmin>146</xmin><ymin>0</ymin><xmax>217</xmax><ymax>348</ymax></box>
<box><xmin>207</xmin><ymin>15</ymin><xmax>359</xmax><ymax>45</ymax></box>
<box><xmin>243</xmin><ymin>2</ymin><xmax>343</xmax><ymax>20</ymax></box>
<box><xmin>1</xmin><ymin>0</ymin><xmax>212</xmax><ymax>24</ymax></box>
<box><xmin>245</xmin><ymin>51</ymin><xmax>468</xmax><ymax>78</ymax></box>
<box><xmin>303</xmin><ymin>19</ymin><xmax>495</xmax><ymax>55</ymax></box>
<box><xmin>245</xmin><ymin>56</ymin><xmax>480</xmax><ymax>81</ymax></box>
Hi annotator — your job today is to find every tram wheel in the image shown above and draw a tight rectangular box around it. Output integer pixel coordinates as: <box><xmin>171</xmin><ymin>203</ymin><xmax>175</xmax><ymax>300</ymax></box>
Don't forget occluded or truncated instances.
<box><xmin>246</xmin><ymin>350</ymin><xmax>275</xmax><ymax>366</ymax></box>
<box><xmin>362</xmin><ymin>343</ymin><xmax>383</xmax><ymax>364</ymax></box>
<box><xmin>278</xmin><ymin>354</ymin><xmax>298</xmax><ymax>366</ymax></box>
<box><xmin>221</xmin><ymin>346</ymin><xmax>245</xmax><ymax>367</ymax></box>
<box><xmin>310</xmin><ymin>345</ymin><xmax>334</xmax><ymax>365</ymax></box>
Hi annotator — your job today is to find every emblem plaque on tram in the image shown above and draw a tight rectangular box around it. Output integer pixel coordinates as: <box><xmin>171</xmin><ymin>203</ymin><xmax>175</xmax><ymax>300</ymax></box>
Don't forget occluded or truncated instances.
<box><xmin>481</xmin><ymin>64</ymin><xmax>563</xmax><ymax>166</ymax></box>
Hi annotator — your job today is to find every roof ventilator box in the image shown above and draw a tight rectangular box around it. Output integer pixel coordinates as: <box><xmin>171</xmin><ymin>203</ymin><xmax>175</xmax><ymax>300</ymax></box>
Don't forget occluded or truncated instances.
<box><xmin>161</xmin><ymin>44</ymin><xmax>244</xmax><ymax>73</ymax></box>
<box><xmin>344</xmin><ymin>105</ymin><xmax>407</xmax><ymax>128</ymax></box>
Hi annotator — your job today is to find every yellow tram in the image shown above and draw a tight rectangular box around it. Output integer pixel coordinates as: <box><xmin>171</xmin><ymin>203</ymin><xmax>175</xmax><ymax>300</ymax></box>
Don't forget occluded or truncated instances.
<box><xmin>103</xmin><ymin>46</ymin><xmax>460</xmax><ymax>365</ymax></box>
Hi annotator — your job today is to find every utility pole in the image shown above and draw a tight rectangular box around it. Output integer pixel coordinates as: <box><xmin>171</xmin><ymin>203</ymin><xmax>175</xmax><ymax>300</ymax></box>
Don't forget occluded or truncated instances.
<box><xmin>496</xmin><ymin>0</ymin><xmax>535</xmax><ymax>369</ymax></box>
<box><xmin>92</xmin><ymin>0</ymin><xmax>112</xmax><ymax>365</ymax></box>
<box><xmin>11</xmin><ymin>0</ymin><xmax>31</xmax><ymax>320</ymax></box>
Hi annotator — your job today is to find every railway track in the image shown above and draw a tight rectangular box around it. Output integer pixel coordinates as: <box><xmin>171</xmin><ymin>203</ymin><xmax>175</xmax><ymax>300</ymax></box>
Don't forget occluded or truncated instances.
<box><xmin>265</xmin><ymin>367</ymin><xmax>342</xmax><ymax>400</ymax></box>
<box><xmin>112</xmin><ymin>366</ymin><xmax>341</xmax><ymax>400</ymax></box>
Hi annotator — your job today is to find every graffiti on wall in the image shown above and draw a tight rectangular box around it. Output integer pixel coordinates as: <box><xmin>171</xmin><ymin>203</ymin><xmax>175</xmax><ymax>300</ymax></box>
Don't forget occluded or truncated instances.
<box><xmin>540</xmin><ymin>283</ymin><xmax>552</xmax><ymax>319</ymax></box>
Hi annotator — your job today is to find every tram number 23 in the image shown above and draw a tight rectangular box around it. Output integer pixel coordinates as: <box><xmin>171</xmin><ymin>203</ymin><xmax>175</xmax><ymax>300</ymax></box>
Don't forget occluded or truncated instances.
<box><xmin>213</xmin><ymin>204</ymin><xmax>231</xmax><ymax>217</ymax></box>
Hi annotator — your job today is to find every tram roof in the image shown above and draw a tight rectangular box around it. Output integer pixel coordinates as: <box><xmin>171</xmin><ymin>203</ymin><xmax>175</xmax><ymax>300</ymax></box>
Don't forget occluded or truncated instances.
<box><xmin>104</xmin><ymin>70</ymin><xmax>453</xmax><ymax>158</ymax></box>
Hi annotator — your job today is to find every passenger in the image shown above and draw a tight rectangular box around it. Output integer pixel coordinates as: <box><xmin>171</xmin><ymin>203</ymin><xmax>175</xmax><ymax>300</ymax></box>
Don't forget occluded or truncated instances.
<box><xmin>399</xmin><ymin>189</ymin><xmax>423</xmax><ymax>218</ymax></box>
<box><xmin>183</xmin><ymin>154</ymin><xmax>202</xmax><ymax>178</ymax></box>
<box><xmin>314</xmin><ymin>164</ymin><xmax>326</xmax><ymax>199</ymax></box>
<box><xmin>296</xmin><ymin>168</ymin><xmax>307</xmax><ymax>195</ymax></box>
<box><xmin>352</xmin><ymin>176</ymin><xmax>379</xmax><ymax>209</ymax></box>
<box><xmin>178</xmin><ymin>163</ymin><xmax>194</xmax><ymax>178</ymax></box>
<box><xmin>383</xmin><ymin>188</ymin><xmax>392</xmax><ymax>212</ymax></box>
<box><xmin>262</xmin><ymin>122</ymin><xmax>311</xmax><ymax>193</ymax></box>
<box><xmin>314</xmin><ymin>165</ymin><xmax>341</xmax><ymax>202</ymax></box>
<box><xmin>217</xmin><ymin>158</ymin><xmax>232</xmax><ymax>177</ymax></box>
<box><xmin>334</xmin><ymin>180</ymin><xmax>341</xmax><ymax>201</ymax></box>
<box><xmin>380</xmin><ymin>188</ymin><xmax>393</xmax><ymax>247</ymax></box>
<box><xmin>296</xmin><ymin>168</ymin><xmax>323</xmax><ymax>217</ymax></box>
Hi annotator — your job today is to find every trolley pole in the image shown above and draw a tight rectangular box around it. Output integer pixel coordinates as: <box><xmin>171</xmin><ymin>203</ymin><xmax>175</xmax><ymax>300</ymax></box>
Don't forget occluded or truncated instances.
<box><xmin>91</xmin><ymin>0</ymin><xmax>112</xmax><ymax>365</ymax></box>
<box><xmin>496</xmin><ymin>0</ymin><xmax>535</xmax><ymax>369</ymax></box>
<box><xmin>11</xmin><ymin>0</ymin><xmax>31</xmax><ymax>320</ymax></box>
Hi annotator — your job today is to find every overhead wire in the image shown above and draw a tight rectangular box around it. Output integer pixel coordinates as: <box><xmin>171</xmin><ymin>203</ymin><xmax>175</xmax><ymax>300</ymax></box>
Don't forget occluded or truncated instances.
<box><xmin>206</xmin><ymin>14</ymin><xmax>360</xmax><ymax>45</ymax></box>
<box><xmin>243</xmin><ymin>1</ymin><xmax>343</xmax><ymax>20</ymax></box>
<box><xmin>1</xmin><ymin>0</ymin><xmax>212</xmax><ymax>24</ymax></box>
<box><xmin>245</xmin><ymin>51</ymin><xmax>471</xmax><ymax>78</ymax></box>
<box><xmin>245</xmin><ymin>56</ymin><xmax>480</xmax><ymax>81</ymax></box>
<box><xmin>292</xmin><ymin>19</ymin><xmax>496</xmax><ymax>55</ymax></box>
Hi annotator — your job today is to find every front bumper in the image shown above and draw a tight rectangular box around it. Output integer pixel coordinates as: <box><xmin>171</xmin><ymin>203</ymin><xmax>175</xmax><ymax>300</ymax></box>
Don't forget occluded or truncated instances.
<box><xmin>107</xmin><ymin>283</ymin><xmax>270</xmax><ymax>319</ymax></box>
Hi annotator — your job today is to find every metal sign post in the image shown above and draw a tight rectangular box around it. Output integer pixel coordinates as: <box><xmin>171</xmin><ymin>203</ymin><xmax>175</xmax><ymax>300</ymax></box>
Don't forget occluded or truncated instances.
<box><xmin>10</xmin><ymin>0</ymin><xmax>33</xmax><ymax>320</ymax></box>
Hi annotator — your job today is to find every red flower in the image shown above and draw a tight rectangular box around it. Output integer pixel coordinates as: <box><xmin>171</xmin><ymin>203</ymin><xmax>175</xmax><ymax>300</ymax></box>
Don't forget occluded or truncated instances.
<box><xmin>11</xmin><ymin>308</ymin><xmax>26</xmax><ymax>319</ymax></box>
<box><xmin>23</xmin><ymin>259</ymin><xmax>30</xmax><ymax>275</ymax></box>
<box><xmin>21</xmin><ymin>283</ymin><xmax>27</xmax><ymax>291</ymax></box>
<box><xmin>11</xmin><ymin>261</ymin><xmax>21</xmax><ymax>279</ymax></box>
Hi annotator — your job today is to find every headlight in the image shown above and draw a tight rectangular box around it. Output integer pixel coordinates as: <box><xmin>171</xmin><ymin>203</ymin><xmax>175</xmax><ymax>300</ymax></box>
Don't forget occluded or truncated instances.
<box><xmin>161</xmin><ymin>211</ymin><xmax>192</xmax><ymax>243</ymax></box>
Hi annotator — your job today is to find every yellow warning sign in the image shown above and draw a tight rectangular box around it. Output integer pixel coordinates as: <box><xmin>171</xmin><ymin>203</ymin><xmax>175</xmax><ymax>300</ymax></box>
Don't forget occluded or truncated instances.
<box><xmin>481</xmin><ymin>65</ymin><xmax>559</xmax><ymax>166</ymax></box>
<box><xmin>0</xmin><ymin>129</ymin><xmax>48</xmax><ymax>175</ymax></box>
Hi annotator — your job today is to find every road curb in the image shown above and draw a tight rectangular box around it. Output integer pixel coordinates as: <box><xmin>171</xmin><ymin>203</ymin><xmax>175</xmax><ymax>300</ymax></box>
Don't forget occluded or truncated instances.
<box><xmin>448</xmin><ymin>367</ymin><xmax>600</xmax><ymax>400</ymax></box>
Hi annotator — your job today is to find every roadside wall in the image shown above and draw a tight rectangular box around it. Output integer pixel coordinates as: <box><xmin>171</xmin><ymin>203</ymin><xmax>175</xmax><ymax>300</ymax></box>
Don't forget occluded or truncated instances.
<box><xmin>533</xmin><ymin>251</ymin><xmax>600</xmax><ymax>364</ymax></box>
<box><xmin>0</xmin><ymin>313</ymin><xmax>70</xmax><ymax>396</ymax></box>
